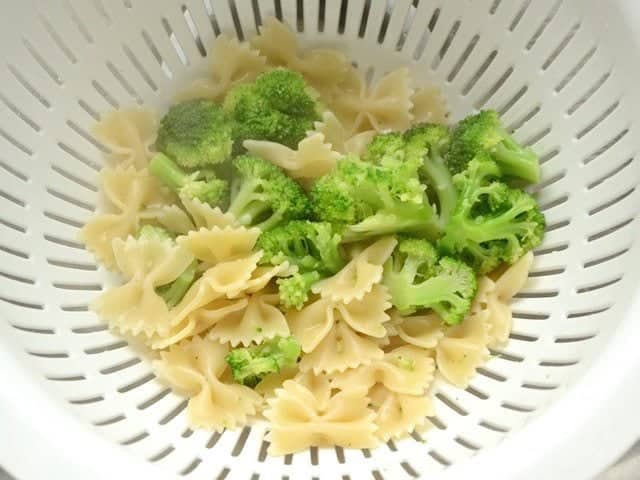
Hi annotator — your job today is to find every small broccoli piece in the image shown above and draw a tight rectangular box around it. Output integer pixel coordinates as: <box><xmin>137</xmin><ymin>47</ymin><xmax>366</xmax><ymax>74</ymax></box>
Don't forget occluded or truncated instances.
<box><xmin>224</xmin><ymin>68</ymin><xmax>320</xmax><ymax>149</ymax></box>
<box><xmin>156</xmin><ymin>99</ymin><xmax>233</xmax><ymax>168</ymax></box>
<box><xmin>277</xmin><ymin>271</ymin><xmax>321</xmax><ymax>310</ymax></box>
<box><xmin>156</xmin><ymin>261</ymin><xmax>198</xmax><ymax>308</ymax></box>
<box><xmin>149</xmin><ymin>152</ymin><xmax>228</xmax><ymax>207</ymax></box>
<box><xmin>256</xmin><ymin>220</ymin><xmax>345</xmax><ymax>274</ymax></box>
<box><xmin>383</xmin><ymin>238</ymin><xmax>477</xmax><ymax>325</ymax></box>
<box><xmin>439</xmin><ymin>154</ymin><xmax>545</xmax><ymax>274</ymax></box>
<box><xmin>135</xmin><ymin>224</ymin><xmax>173</xmax><ymax>241</ymax></box>
<box><xmin>448</xmin><ymin>110</ymin><xmax>541</xmax><ymax>183</ymax></box>
<box><xmin>228</xmin><ymin>154</ymin><xmax>312</xmax><ymax>230</ymax></box>
<box><xmin>135</xmin><ymin>225</ymin><xmax>199</xmax><ymax>307</ymax></box>
<box><xmin>404</xmin><ymin>123</ymin><xmax>458</xmax><ymax>226</ymax></box>
<box><xmin>311</xmin><ymin>157</ymin><xmax>439</xmax><ymax>242</ymax></box>
<box><xmin>226</xmin><ymin>336</ymin><xmax>302</xmax><ymax>388</ymax></box>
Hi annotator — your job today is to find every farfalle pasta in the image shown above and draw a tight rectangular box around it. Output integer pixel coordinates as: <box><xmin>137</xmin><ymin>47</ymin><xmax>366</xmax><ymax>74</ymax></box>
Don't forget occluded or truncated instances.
<box><xmin>79</xmin><ymin>166</ymin><xmax>160</xmax><ymax>267</ymax></box>
<box><xmin>264</xmin><ymin>379</ymin><xmax>377</xmax><ymax>455</ymax></box>
<box><xmin>177</xmin><ymin>35</ymin><xmax>266</xmax><ymax>102</ymax></box>
<box><xmin>93</xmin><ymin>109</ymin><xmax>158</xmax><ymax>169</ymax></box>
<box><xmin>154</xmin><ymin>336</ymin><xmax>262</xmax><ymax>430</ymax></box>
<box><xmin>244</xmin><ymin>133</ymin><xmax>340</xmax><ymax>181</ymax></box>
<box><xmin>92</xmin><ymin>234</ymin><xmax>194</xmax><ymax>337</ymax></box>
<box><xmin>80</xmin><ymin>14</ymin><xmax>543</xmax><ymax>457</ymax></box>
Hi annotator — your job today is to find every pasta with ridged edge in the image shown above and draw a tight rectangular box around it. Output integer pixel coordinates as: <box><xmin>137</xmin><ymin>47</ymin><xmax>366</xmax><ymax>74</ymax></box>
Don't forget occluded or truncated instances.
<box><xmin>79</xmin><ymin>166</ymin><xmax>160</xmax><ymax>268</ymax></box>
<box><xmin>176</xmin><ymin>35</ymin><xmax>267</xmax><ymax>102</ymax></box>
<box><xmin>177</xmin><ymin>226</ymin><xmax>261</xmax><ymax>265</ymax></box>
<box><xmin>312</xmin><ymin>111</ymin><xmax>376</xmax><ymax>156</ymax></box>
<box><xmin>264</xmin><ymin>379</ymin><xmax>377</xmax><ymax>455</ymax></box>
<box><xmin>207</xmin><ymin>292</ymin><xmax>289</xmax><ymax>346</ymax></box>
<box><xmin>369</xmin><ymin>384</ymin><xmax>434</xmax><ymax>441</ymax></box>
<box><xmin>312</xmin><ymin>236</ymin><xmax>397</xmax><ymax>303</ymax></box>
<box><xmin>154</xmin><ymin>336</ymin><xmax>262</xmax><ymax>430</ymax></box>
<box><xmin>244</xmin><ymin>132</ymin><xmax>340</xmax><ymax>181</ymax></box>
<box><xmin>93</xmin><ymin>109</ymin><xmax>158</xmax><ymax>169</ymax></box>
<box><xmin>92</xmin><ymin>234</ymin><xmax>194</xmax><ymax>337</ymax></box>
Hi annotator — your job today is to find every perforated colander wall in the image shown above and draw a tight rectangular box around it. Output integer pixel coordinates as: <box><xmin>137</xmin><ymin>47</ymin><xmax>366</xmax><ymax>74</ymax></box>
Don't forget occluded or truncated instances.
<box><xmin>0</xmin><ymin>0</ymin><xmax>639</xmax><ymax>479</ymax></box>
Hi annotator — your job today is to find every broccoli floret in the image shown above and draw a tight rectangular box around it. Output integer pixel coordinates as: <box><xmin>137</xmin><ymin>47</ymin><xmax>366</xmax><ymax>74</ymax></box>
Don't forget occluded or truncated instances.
<box><xmin>383</xmin><ymin>238</ymin><xmax>477</xmax><ymax>325</ymax></box>
<box><xmin>224</xmin><ymin>68</ymin><xmax>320</xmax><ymax>149</ymax></box>
<box><xmin>448</xmin><ymin>110</ymin><xmax>541</xmax><ymax>183</ymax></box>
<box><xmin>256</xmin><ymin>220</ymin><xmax>345</xmax><ymax>274</ymax></box>
<box><xmin>156</xmin><ymin>99</ymin><xmax>233</xmax><ymax>168</ymax></box>
<box><xmin>226</xmin><ymin>336</ymin><xmax>301</xmax><ymax>388</ymax></box>
<box><xmin>149</xmin><ymin>152</ymin><xmax>228</xmax><ymax>207</ymax></box>
<box><xmin>404</xmin><ymin>123</ymin><xmax>458</xmax><ymax>225</ymax></box>
<box><xmin>135</xmin><ymin>225</ymin><xmax>198</xmax><ymax>308</ymax></box>
<box><xmin>135</xmin><ymin>224</ymin><xmax>173</xmax><ymax>241</ymax></box>
<box><xmin>228</xmin><ymin>154</ymin><xmax>312</xmax><ymax>230</ymax></box>
<box><xmin>439</xmin><ymin>154</ymin><xmax>545</xmax><ymax>274</ymax></box>
<box><xmin>277</xmin><ymin>271</ymin><xmax>321</xmax><ymax>310</ymax></box>
<box><xmin>311</xmin><ymin>157</ymin><xmax>439</xmax><ymax>242</ymax></box>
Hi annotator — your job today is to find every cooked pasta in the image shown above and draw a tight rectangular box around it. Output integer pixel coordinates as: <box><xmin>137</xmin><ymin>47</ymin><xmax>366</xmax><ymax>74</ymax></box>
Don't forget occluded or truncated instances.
<box><xmin>154</xmin><ymin>336</ymin><xmax>262</xmax><ymax>430</ymax></box>
<box><xmin>93</xmin><ymin>109</ymin><xmax>158</xmax><ymax>169</ymax></box>
<box><xmin>82</xmin><ymin>15</ymin><xmax>540</xmax><ymax>456</ymax></box>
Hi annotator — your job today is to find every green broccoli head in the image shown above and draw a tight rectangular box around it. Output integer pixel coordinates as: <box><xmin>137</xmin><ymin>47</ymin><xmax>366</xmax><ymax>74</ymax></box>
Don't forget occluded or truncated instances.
<box><xmin>277</xmin><ymin>271</ymin><xmax>321</xmax><ymax>310</ymax></box>
<box><xmin>256</xmin><ymin>220</ymin><xmax>345</xmax><ymax>274</ymax></box>
<box><xmin>383</xmin><ymin>237</ymin><xmax>477</xmax><ymax>325</ymax></box>
<box><xmin>224</xmin><ymin>68</ymin><xmax>320</xmax><ymax>149</ymax></box>
<box><xmin>439</xmin><ymin>153</ymin><xmax>545</xmax><ymax>274</ymax></box>
<box><xmin>310</xmin><ymin>157</ymin><xmax>439</xmax><ymax>242</ymax></box>
<box><xmin>225</xmin><ymin>335</ymin><xmax>302</xmax><ymax>388</ymax></box>
<box><xmin>156</xmin><ymin>99</ymin><xmax>233</xmax><ymax>168</ymax></box>
<box><xmin>149</xmin><ymin>152</ymin><xmax>228</xmax><ymax>207</ymax></box>
<box><xmin>228</xmin><ymin>154</ymin><xmax>312</xmax><ymax>230</ymax></box>
<box><xmin>363</xmin><ymin>132</ymin><xmax>407</xmax><ymax>167</ymax></box>
<box><xmin>448</xmin><ymin>110</ymin><xmax>541</xmax><ymax>183</ymax></box>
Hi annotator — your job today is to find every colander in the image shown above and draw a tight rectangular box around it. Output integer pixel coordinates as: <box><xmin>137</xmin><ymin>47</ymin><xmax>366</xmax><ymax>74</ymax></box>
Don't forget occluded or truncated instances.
<box><xmin>1</xmin><ymin>1</ymin><xmax>640</xmax><ymax>479</ymax></box>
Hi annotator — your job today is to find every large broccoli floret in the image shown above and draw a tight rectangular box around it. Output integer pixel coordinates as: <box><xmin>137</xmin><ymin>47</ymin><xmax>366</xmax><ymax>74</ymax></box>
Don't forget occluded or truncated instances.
<box><xmin>149</xmin><ymin>152</ymin><xmax>228</xmax><ymax>207</ymax></box>
<box><xmin>224</xmin><ymin>68</ymin><xmax>320</xmax><ymax>149</ymax></box>
<box><xmin>228</xmin><ymin>154</ymin><xmax>312</xmax><ymax>230</ymax></box>
<box><xmin>226</xmin><ymin>336</ymin><xmax>301</xmax><ymax>388</ymax></box>
<box><xmin>311</xmin><ymin>157</ymin><xmax>439</xmax><ymax>242</ymax></box>
<box><xmin>135</xmin><ymin>225</ymin><xmax>198</xmax><ymax>308</ymax></box>
<box><xmin>256</xmin><ymin>220</ymin><xmax>345</xmax><ymax>274</ymax></box>
<box><xmin>439</xmin><ymin>153</ymin><xmax>545</xmax><ymax>274</ymax></box>
<box><xmin>256</xmin><ymin>220</ymin><xmax>346</xmax><ymax>309</ymax></box>
<box><xmin>383</xmin><ymin>237</ymin><xmax>477</xmax><ymax>325</ymax></box>
<box><xmin>448</xmin><ymin>110</ymin><xmax>541</xmax><ymax>183</ymax></box>
<box><xmin>156</xmin><ymin>99</ymin><xmax>233</xmax><ymax>168</ymax></box>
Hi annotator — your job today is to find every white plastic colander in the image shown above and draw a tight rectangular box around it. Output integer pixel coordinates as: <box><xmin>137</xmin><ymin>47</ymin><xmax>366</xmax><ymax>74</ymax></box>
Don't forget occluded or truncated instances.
<box><xmin>1</xmin><ymin>1</ymin><xmax>640</xmax><ymax>479</ymax></box>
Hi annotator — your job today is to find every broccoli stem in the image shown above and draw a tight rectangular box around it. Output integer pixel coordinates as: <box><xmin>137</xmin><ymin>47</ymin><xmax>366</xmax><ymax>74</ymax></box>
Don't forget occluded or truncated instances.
<box><xmin>422</xmin><ymin>158</ymin><xmax>457</xmax><ymax>226</ymax></box>
<box><xmin>156</xmin><ymin>261</ymin><xmax>198</xmax><ymax>308</ymax></box>
<box><xmin>149</xmin><ymin>152</ymin><xmax>188</xmax><ymax>193</ymax></box>
<box><xmin>228</xmin><ymin>179</ymin><xmax>264</xmax><ymax>223</ymax></box>
<box><xmin>492</xmin><ymin>142</ymin><xmax>540</xmax><ymax>184</ymax></box>
<box><xmin>390</xmin><ymin>276</ymin><xmax>462</xmax><ymax>317</ymax></box>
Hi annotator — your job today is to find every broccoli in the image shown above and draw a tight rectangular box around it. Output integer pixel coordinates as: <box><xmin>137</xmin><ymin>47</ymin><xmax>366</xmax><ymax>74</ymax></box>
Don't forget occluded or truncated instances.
<box><xmin>404</xmin><ymin>123</ymin><xmax>458</xmax><ymax>226</ymax></box>
<box><xmin>382</xmin><ymin>237</ymin><xmax>477</xmax><ymax>325</ymax></box>
<box><xmin>135</xmin><ymin>225</ymin><xmax>198</xmax><ymax>308</ymax></box>
<box><xmin>228</xmin><ymin>154</ymin><xmax>312</xmax><ymax>230</ymax></box>
<box><xmin>277</xmin><ymin>271</ymin><xmax>321</xmax><ymax>310</ymax></box>
<box><xmin>256</xmin><ymin>220</ymin><xmax>345</xmax><ymax>274</ymax></box>
<box><xmin>224</xmin><ymin>68</ymin><xmax>320</xmax><ymax>149</ymax></box>
<box><xmin>310</xmin><ymin>157</ymin><xmax>440</xmax><ymax>242</ymax></box>
<box><xmin>448</xmin><ymin>110</ymin><xmax>541</xmax><ymax>183</ymax></box>
<box><xmin>256</xmin><ymin>220</ymin><xmax>345</xmax><ymax>308</ymax></box>
<box><xmin>439</xmin><ymin>153</ymin><xmax>545</xmax><ymax>274</ymax></box>
<box><xmin>226</xmin><ymin>336</ymin><xmax>301</xmax><ymax>388</ymax></box>
<box><xmin>149</xmin><ymin>152</ymin><xmax>228</xmax><ymax>207</ymax></box>
<box><xmin>156</xmin><ymin>99</ymin><xmax>233</xmax><ymax>168</ymax></box>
